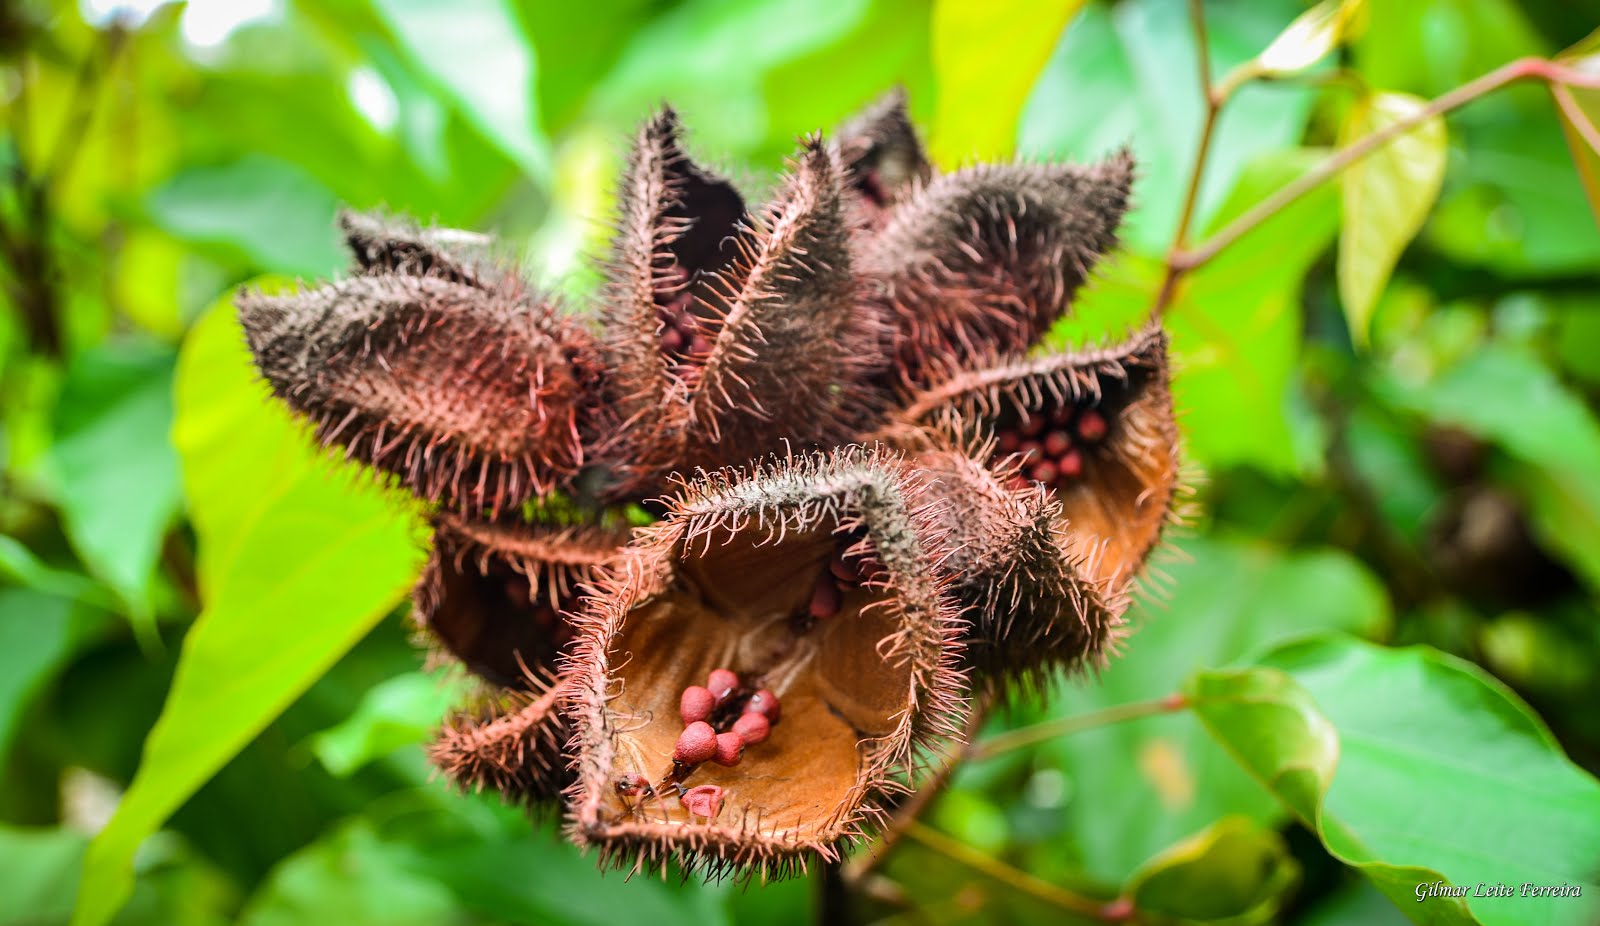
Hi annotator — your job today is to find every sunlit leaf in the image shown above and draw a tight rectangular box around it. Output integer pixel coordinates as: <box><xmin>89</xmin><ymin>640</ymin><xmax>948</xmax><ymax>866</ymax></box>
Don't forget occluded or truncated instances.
<box><xmin>310</xmin><ymin>672</ymin><xmax>464</xmax><ymax>778</ymax></box>
<box><xmin>1253</xmin><ymin>0</ymin><xmax>1363</xmax><ymax>77</ymax></box>
<box><xmin>1191</xmin><ymin>636</ymin><xmax>1600</xmax><ymax>925</ymax></box>
<box><xmin>929</xmin><ymin>0</ymin><xmax>1084</xmax><ymax>163</ymax></box>
<box><xmin>371</xmin><ymin>0</ymin><xmax>548</xmax><ymax>180</ymax></box>
<box><xmin>48</xmin><ymin>343</ymin><xmax>182</xmax><ymax>635</ymax></box>
<box><xmin>1338</xmin><ymin>91</ymin><xmax>1446</xmax><ymax>346</ymax></box>
<box><xmin>1125</xmin><ymin>817</ymin><xmax>1298</xmax><ymax>924</ymax></box>
<box><xmin>72</xmin><ymin>293</ymin><xmax>424</xmax><ymax>926</ymax></box>
<box><xmin>1017</xmin><ymin>536</ymin><xmax>1387</xmax><ymax>882</ymax></box>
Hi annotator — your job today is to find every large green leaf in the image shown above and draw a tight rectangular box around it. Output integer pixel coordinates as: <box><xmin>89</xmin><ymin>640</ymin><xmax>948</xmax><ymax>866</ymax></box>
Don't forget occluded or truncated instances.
<box><xmin>1019</xmin><ymin>0</ymin><xmax>1318</xmax><ymax>254</ymax></box>
<box><xmin>1338</xmin><ymin>91</ymin><xmax>1446</xmax><ymax>347</ymax></box>
<box><xmin>928</xmin><ymin>0</ymin><xmax>1084</xmax><ymax>163</ymax></box>
<box><xmin>72</xmin><ymin>295</ymin><xmax>424</xmax><ymax>926</ymax></box>
<box><xmin>371</xmin><ymin>0</ymin><xmax>548</xmax><ymax>181</ymax></box>
<box><xmin>1377</xmin><ymin>343</ymin><xmax>1600</xmax><ymax>590</ymax></box>
<box><xmin>1191</xmin><ymin>636</ymin><xmax>1600</xmax><ymax>925</ymax></box>
<box><xmin>1014</xmin><ymin>536</ymin><xmax>1388</xmax><ymax>883</ymax></box>
<box><xmin>48</xmin><ymin>343</ymin><xmax>182</xmax><ymax>632</ymax></box>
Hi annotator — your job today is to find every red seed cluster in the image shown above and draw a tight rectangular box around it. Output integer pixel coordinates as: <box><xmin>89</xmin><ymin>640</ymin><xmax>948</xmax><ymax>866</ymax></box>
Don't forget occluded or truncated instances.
<box><xmin>656</xmin><ymin>269</ymin><xmax>714</xmax><ymax>362</ymax></box>
<box><xmin>994</xmin><ymin>404</ymin><xmax>1110</xmax><ymax>491</ymax></box>
<box><xmin>663</xmin><ymin>668</ymin><xmax>784</xmax><ymax>810</ymax></box>
<box><xmin>808</xmin><ymin>538</ymin><xmax>885</xmax><ymax>620</ymax></box>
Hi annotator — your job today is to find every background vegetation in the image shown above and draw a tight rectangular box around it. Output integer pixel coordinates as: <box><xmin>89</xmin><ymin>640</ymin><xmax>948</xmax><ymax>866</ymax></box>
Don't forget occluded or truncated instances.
<box><xmin>3</xmin><ymin>0</ymin><xmax>1600</xmax><ymax>923</ymax></box>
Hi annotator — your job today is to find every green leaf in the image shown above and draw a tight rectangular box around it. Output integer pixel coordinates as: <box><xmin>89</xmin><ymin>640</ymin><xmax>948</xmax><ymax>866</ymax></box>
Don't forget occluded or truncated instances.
<box><xmin>1191</xmin><ymin>636</ymin><xmax>1600</xmax><ymax>925</ymax></box>
<box><xmin>0</xmin><ymin>535</ymin><xmax>120</xmax><ymax>611</ymax></box>
<box><xmin>72</xmin><ymin>293</ymin><xmax>424</xmax><ymax>926</ymax></box>
<box><xmin>928</xmin><ymin>0</ymin><xmax>1084</xmax><ymax>163</ymax></box>
<box><xmin>1378</xmin><ymin>343</ymin><xmax>1600</xmax><ymax>590</ymax></box>
<box><xmin>48</xmin><ymin>343</ymin><xmax>182</xmax><ymax>633</ymax></box>
<box><xmin>1125</xmin><ymin>817</ymin><xmax>1298</xmax><ymax>924</ymax></box>
<box><xmin>310</xmin><ymin>672</ymin><xmax>464</xmax><ymax>777</ymax></box>
<box><xmin>371</xmin><ymin>0</ymin><xmax>548</xmax><ymax>181</ymax></box>
<box><xmin>1024</xmin><ymin>536</ymin><xmax>1387</xmax><ymax>882</ymax></box>
<box><xmin>239</xmin><ymin>821</ymin><xmax>463</xmax><ymax>926</ymax></box>
<box><xmin>1020</xmin><ymin>0</ymin><xmax>1319</xmax><ymax>253</ymax></box>
<box><xmin>1338</xmin><ymin>91</ymin><xmax>1446</xmax><ymax>346</ymax></box>
<box><xmin>0</xmin><ymin>589</ymin><xmax>100</xmax><ymax>763</ymax></box>
<box><xmin>145</xmin><ymin>156</ymin><xmax>344</xmax><ymax>277</ymax></box>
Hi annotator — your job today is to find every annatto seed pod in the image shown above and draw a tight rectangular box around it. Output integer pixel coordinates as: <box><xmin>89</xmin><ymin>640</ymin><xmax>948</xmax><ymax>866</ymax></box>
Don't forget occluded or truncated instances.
<box><xmin>237</xmin><ymin>217</ymin><xmax>607</xmax><ymax>518</ymax></box>
<box><xmin>429</xmin><ymin>670</ymin><xmax>573</xmax><ymax>806</ymax></box>
<box><xmin>893</xmin><ymin>325</ymin><xmax>1182</xmax><ymax>606</ymax></box>
<box><xmin>834</xmin><ymin>87</ymin><xmax>932</xmax><ymax>225</ymax></box>
<box><xmin>563</xmin><ymin>447</ymin><xmax>969</xmax><ymax>878</ymax></box>
<box><xmin>907</xmin><ymin>441</ymin><xmax>1119</xmax><ymax>686</ymax></box>
<box><xmin>412</xmin><ymin>512</ymin><xmax>629</xmax><ymax>690</ymax></box>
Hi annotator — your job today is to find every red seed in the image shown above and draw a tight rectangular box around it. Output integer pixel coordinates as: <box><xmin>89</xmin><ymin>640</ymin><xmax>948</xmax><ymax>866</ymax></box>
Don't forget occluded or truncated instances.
<box><xmin>1018</xmin><ymin>414</ymin><xmax>1045</xmax><ymax>437</ymax></box>
<box><xmin>1076</xmin><ymin>408</ymin><xmax>1108</xmax><ymax>443</ymax></box>
<box><xmin>530</xmin><ymin>603</ymin><xmax>556</xmax><ymax>630</ymax></box>
<box><xmin>615</xmin><ymin>774</ymin><xmax>651</xmax><ymax>797</ymax></box>
<box><xmin>688</xmin><ymin>334</ymin><xmax>713</xmax><ymax>356</ymax></box>
<box><xmin>829</xmin><ymin>554</ymin><xmax>859</xmax><ymax>584</ymax></box>
<box><xmin>809</xmin><ymin>570</ymin><xmax>841</xmax><ymax>619</ymax></box>
<box><xmin>680</xmin><ymin>784</ymin><xmax>725</xmax><ymax>819</ymax></box>
<box><xmin>660</xmin><ymin>326</ymin><xmax>685</xmax><ymax>353</ymax></box>
<box><xmin>732</xmin><ymin>712</ymin><xmax>771</xmax><ymax>745</ymax></box>
<box><xmin>1058</xmin><ymin>448</ymin><xmax>1084</xmax><ymax>479</ymax></box>
<box><xmin>680</xmin><ymin>685</ymin><xmax>716</xmax><ymax>725</ymax></box>
<box><xmin>1042</xmin><ymin>430</ymin><xmax>1073</xmax><ymax>458</ymax></box>
<box><xmin>996</xmin><ymin>431</ymin><xmax>1021</xmax><ymax>453</ymax></box>
<box><xmin>744</xmin><ymin>689</ymin><xmax>782</xmax><ymax>723</ymax></box>
<box><xmin>673</xmin><ymin>721</ymin><xmax>717</xmax><ymax>765</ymax></box>
<box><xmin>706</xmin><ymin>669</ymin><xmax>739</xmax><ymax>704</ymax></box>
<box><xmin>1017</xmin><ymin>440</ymin><xmax>1043</xmax><ymax>465</ymax></box>
<box><xmin>1029</xmin><ymin>461</ymin><xmax>1059</xmax><ymax>485</ymax></box>
<box><xmin>713</xmin><ymin>732</ymin><xmax>744</xmax><ymax>766</ymax></box>
<box><xmin>1050</xmin><ymin>403</ymin><xmax>1075</xmax><ymax>426</ymax></box>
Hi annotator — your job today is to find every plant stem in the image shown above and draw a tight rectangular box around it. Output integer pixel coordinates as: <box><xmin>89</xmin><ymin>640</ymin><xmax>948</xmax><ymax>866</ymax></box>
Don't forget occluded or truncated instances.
<box><xmin>969</xmin><ymin>694</ymin><xmax>1187</xmax><ymax>761</ymax></box>
<box><xmin>1172</xmin><ymin>57</ymin><xmax>1600</xmax><ymax>271</ymax></box>
<box><xmin>1152</xmin><ymin>0</ymin><xmax>1219</xmax><ymax>315</ymax></box>
<box><xmin>1551</xmin><ymin>82</ymin><xmax>1600</xmax><ymax>156</ymax></box>
<box><xmin>902</xmin><ymin>821</ymin><xmax>1131</xmax><ymax>921</ymax></box>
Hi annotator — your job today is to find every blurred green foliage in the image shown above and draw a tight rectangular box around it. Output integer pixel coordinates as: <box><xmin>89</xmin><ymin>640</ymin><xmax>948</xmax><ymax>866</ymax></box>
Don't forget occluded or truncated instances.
<box><xmin>2</xmin><ymin>1</ymin><xmax>1599</xmax><ymax>924</ymax></box>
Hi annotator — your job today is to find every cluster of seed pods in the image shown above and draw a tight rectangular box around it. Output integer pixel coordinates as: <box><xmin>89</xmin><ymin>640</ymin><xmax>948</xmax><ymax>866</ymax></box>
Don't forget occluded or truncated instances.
<box><xmin>994</xmin><ymin>404</ymin><xmax>1110</xmax><ymax>491</ymax></box>
<box><xmin>615</xmin><ymin>668</ymin><xmax>785</xmax><ymax>822</ymax></box>
<box><xmin>806</xmin><ymin>535</ymin><xmax>885</xmax><ymax>622</ymax></box>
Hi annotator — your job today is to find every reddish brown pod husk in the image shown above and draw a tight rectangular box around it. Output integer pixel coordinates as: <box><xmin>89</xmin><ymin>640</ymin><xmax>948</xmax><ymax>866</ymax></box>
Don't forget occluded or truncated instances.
<box><xmin>429</xmin><ymin>670</ymin><xmax>573</xmax><ymax>806</ymax></box>
<box><xmin>893</xmin><ymin>325</ymin><xmax>1181</xmax><ymax>602</ymax></box>
<box><xmin>412</xmin><ymin>512</ymin><xmax>629</xmax><ymax>690</ymax></box>
<box><xmin>908</xmin><ymin>444</ymin><xmax>1120</xmax><ymax>685</ymax></box>
<box><xmin>834</xmin><ymin>88</ymin><xmax>933</xmax><ymax>226</ymax></box>
<box><xmin>563</xmin><ymin>448</ymin><xmax>969</xmax><ymax>878</ymax></box>
<box><xmin>861</xmin><ymin>148</ymin><xmax>1134</xmax><ymax>391</ymax></box>
<box><xmin>236</xmin><ymin>268</ymin><xmax>606</xmax><ymax>518</ymax></box>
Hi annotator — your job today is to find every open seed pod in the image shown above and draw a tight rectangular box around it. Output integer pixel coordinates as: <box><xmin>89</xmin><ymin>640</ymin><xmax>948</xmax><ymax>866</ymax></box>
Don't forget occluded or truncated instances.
<box><xmin>909</xmin><ymin>444</ymin><xmax>1120</xmax><ymax>686</ymax></box>
<box><xmin>563</xmin><ymin>448</ymin><xmax>969</xmax><ymax>877</ymax></box>
<box><xmin>413</xmin><ymin>512</ymin><xmax>628</xmax><ymax>690</ymax></box>
<box><xmin>861</xmin><ymin>152</ymin><xmax>1134</xmax><ymax>390</ymax></box>
<box><xmin>236</xmin><ymin>267</ymin><xmax>605</xmax><ymax>518</ymax></box>
<box><xmin>894</xmin><ymin>325</ymin><xmax>1180</xmax><ymax>599</ymax></box>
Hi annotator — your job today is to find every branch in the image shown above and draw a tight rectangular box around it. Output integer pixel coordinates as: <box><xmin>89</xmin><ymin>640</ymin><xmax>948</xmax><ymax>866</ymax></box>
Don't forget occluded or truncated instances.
<box><xmin>903</xmin><ymin>822</ymin><xmax>1133</xmax><ymax>921</ymax></box>
<box><xmin>968</xmin><ymin>693</ymin><xmax>1187</xmax><ymax>761</ymax></box>
<box><xmin>1152</xmin><ymin>0</ymin><xmax>1220</xmax><ymax>314</ymax></box>
<box><xmin>1171</xmin><ymin>57</ymin><xmax>1600</xmax><ymax>272</ymax></box>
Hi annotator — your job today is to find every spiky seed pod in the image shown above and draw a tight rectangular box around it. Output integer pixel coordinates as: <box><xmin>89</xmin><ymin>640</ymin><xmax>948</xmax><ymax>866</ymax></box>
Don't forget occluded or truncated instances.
<box><xmin>834</xmin><ymin>88</ymin><xmax>932</xmax><ymax>223</ymax></box>
<box><xmin>894</xmin><ymin>325</ymin><xmax>1181</xmax><ymax>596</ymax></box>
<box><xmin>337</xmin><ymin>209</ymin><xmax>490</xmax><ymax>287</ymax></box>
<box><xmin>237</xmin><ymin>274</ymin><xmax>605</xmax><ymax>517</ymax></box>
<box><xmin>429</xmin><ymin>670</ymin><xmax>573</xmax><ymax>806</ymax></box>
<box><xmin>683</xmin><ymin>139</ymin><xmax>885</xmax><ymax>468</ymax></box>
<box><xmin>908</xmin><ymin>445</ymin><xmax>1120</xmax><ymax>687</ymax></box>
<box><xmin>596</xmin><ymin>107</ymin><xmax>748</xmax><ymax>497</ymax></box>
<box><xmin>413</xmin><ymin>512</ymin><xmax>629</xmax><ymax>689</ymax></box>
<box><xmin>562</xmin><ymin>448</ymin><xmax>969</xmax><ymax>879</ymax></box>
<box><xmin>862</xmin><ymin>150</ymin><xmax>1135</xmax><ymax>389</ymax></box>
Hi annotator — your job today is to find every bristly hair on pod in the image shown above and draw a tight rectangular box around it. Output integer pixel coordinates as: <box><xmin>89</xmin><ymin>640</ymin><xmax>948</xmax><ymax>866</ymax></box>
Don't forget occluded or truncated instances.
<box><xmin>337</xmin><ymin>209</ymin><xmax>493</xmax><ymax>287</ymax></box>
<box><xmin>862</xmin><ymin>150</ymin><xmax>1135</xmax><ymax>390</ymax></box>
<box><xmin>892</xmin><ymin>324</ymin><xmax>1182</xmax><ymax>603</ymax></box>
<box><xmin>412</xmin><ymin>512</ymin><xmax>631</xmax><ymax>691</ymax></box>
<box><xmin>560</xmin><ymin>447</ymin><xmax>971</xmax><ymax>880</ymax></box>
<box><xmin>905</xmin><ymin>438</ymin><xmax>1121</xmax><ymax>690</ymax></box>
<box><xmin>236</xmin><ymin>272</ymin><xmax>607</xmax><ymax>519</ymax></box>
<box><xmin>429</xmin><ymin>667</ymin><xmax>574</xmax><ymax>808</ymax></box>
